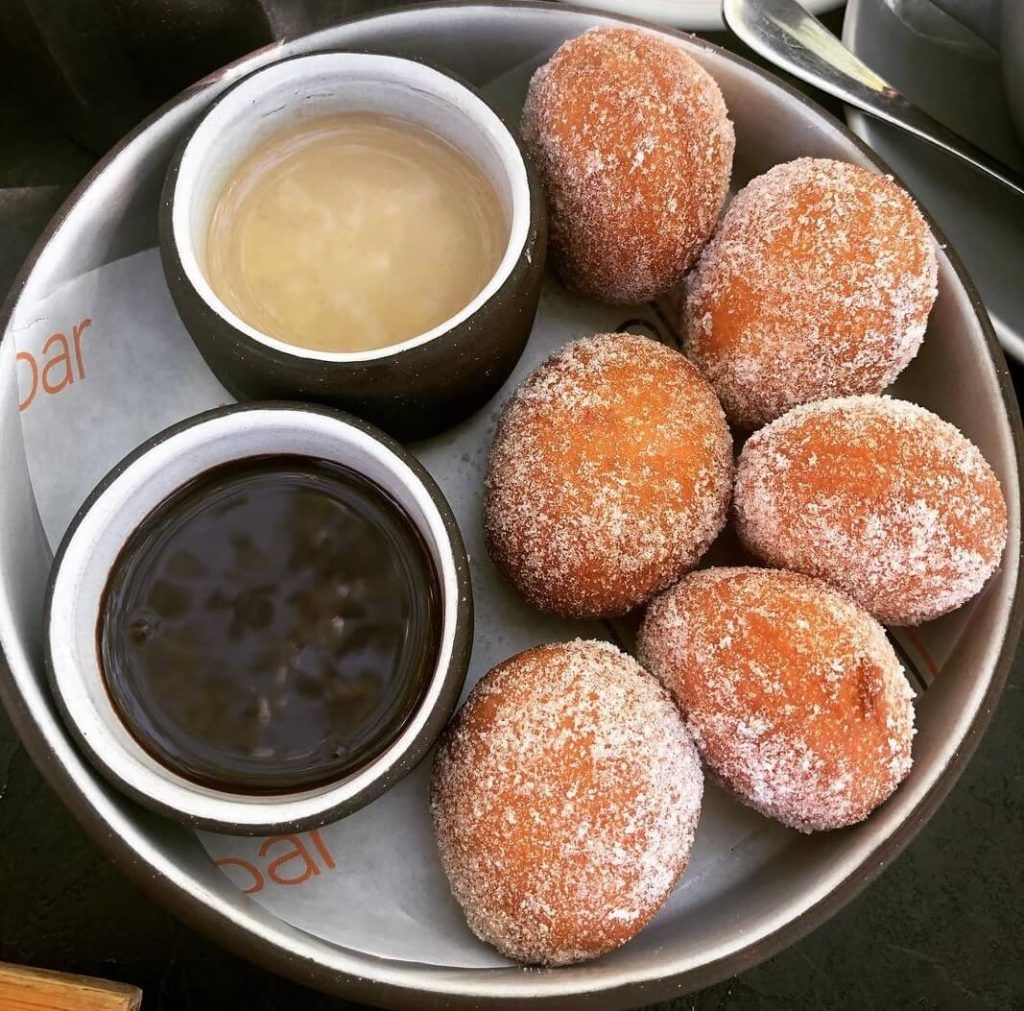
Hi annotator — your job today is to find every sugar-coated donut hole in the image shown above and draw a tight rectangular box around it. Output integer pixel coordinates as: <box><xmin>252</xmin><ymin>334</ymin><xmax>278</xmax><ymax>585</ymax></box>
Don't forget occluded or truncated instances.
<box><xmin>430</xmin><ymin>640</ymin><xmax>703</xmax><ymax>965</ymax></box>
<box><xmin>734</xmin><ymin>396</ymin><xmax>1008</xmax><ymax>625</ymax></box>
<box><xmin>684</xmin><ymin>158</ymin><xmax>938</xmax><ymax>429</ymax></box>
<box><xmin>485</xmin><ymin>333</ymin><xmax>734</xmax><ymax>618</ymax></box>
<box><xmin>522</xmin><ymin>25</ymin><xmax>734</xmax><ymax>304</ymax></box>
<box><xmin>639</xmin><ymin>567</ymin><xmax>915</xmax><ymax>832</ymax></box>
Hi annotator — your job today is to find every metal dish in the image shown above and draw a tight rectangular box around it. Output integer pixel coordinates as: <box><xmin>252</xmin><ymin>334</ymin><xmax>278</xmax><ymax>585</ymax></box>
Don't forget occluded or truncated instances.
<box><xmin>0</xmin><ymin>3</ymin><xmax>1021</xmax><ymax>1007</ymax></box>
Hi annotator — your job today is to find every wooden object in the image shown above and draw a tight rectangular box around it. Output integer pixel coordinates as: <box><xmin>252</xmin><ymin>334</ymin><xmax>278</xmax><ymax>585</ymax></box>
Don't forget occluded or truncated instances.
<box><xmin>0</xmin><ymin>961</ymin><xmax>142</xmax><ymax>1011</ymax></box>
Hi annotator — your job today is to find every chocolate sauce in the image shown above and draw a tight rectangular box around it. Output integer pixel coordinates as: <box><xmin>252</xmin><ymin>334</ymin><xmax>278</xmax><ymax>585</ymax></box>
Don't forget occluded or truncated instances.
<box><xmin>99</xmin><ymin>455</ymin><xmax>440</xmax><ymax>794</ymax></box>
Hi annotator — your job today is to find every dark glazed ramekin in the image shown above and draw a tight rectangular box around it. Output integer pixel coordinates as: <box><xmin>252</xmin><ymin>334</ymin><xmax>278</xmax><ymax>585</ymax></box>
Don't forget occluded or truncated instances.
<box><xmin>44</xmin><ymin>402</ymin><xmax>473</xmax><ymax>835</ymax></box>
<box><xmin>159</xmin><ymin>52</ymin><xmax>546</xmax><ymax>442</ymax></box>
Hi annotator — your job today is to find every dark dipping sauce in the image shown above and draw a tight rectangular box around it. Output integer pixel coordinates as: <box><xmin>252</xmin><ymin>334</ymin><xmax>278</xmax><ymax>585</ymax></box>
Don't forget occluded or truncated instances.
<box><xmin>98</xmin><ymin>455</ymin><xmax>441</xmax><ymax>794</ymax></box>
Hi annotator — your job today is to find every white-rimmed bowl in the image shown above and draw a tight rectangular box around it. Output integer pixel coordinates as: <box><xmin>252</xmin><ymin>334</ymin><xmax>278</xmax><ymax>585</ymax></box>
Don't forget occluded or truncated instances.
<box><xmin>44</xmin><ymin>402</ymin><xmax>473</xmax><ymax>834</ymax></box>
<box><xmin>160</xmin><ymin>52</ymin><xmax>546</xmax><ymax>441</ymax></box>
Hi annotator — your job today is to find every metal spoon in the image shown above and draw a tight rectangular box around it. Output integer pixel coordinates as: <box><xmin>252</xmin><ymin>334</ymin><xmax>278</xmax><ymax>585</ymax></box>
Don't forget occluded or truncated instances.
<box><xmin>722</xmin><ymin>0</ymin><xmax>1024</xmax><ymax>199</ymax></box>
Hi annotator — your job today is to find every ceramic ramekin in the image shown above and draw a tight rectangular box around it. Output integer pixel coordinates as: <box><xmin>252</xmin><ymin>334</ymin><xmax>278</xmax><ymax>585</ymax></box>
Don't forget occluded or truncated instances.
<box><xmin>160</xmin><ymin>52</ymin><xmax>546</xmax><ymax>441</ymax></box>
<box><xmin>44</xmin><ymin>403</ymin><xmax>473</xmax><ymax>835</ymax></box>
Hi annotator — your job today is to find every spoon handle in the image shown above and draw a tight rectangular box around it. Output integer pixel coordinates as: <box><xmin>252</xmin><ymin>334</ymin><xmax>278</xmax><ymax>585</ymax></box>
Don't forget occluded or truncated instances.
<box><xmin>722</xmin><ymin>0</ymin><xmax>1024</xmax><ymax>199</ymax></box>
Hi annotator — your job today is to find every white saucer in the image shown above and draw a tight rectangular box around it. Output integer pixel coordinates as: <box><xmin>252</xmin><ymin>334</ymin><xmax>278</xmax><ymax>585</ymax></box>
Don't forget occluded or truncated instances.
<box><xmin>844</xmin><ymin>0</ymin><xmax>1024</xmax><ymax>362</ymax></box>
<box><xmin>559</xmin><ymin>0</ymin><xmax>842</xmax><ymax>32</ymax></box>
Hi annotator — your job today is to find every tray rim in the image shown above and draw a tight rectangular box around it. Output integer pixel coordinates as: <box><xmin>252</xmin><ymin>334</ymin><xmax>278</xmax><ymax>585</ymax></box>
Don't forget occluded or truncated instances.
<box><xmin>0</xmin><ymin>2</ymin><xmax>1022</xmax><ymax>1007</ymax></box>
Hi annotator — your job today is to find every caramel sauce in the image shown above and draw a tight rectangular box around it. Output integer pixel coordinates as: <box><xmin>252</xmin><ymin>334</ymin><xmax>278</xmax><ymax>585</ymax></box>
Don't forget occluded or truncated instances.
<box><xmin>205</xmin><ymin>112</ymin><xmax>508</xmax><ymax>353</ymax></box>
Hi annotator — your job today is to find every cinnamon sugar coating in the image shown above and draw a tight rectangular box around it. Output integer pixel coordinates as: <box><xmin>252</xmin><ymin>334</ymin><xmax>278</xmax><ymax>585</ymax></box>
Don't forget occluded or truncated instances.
<box><xmin>684</xmin><ymin>158</ymin><xmax>938</xmax><ymax>429</ymax></box>
<box><xmin>639</xmin><ymin>567</ymin><xmax>915</xmax><ymax>832</ymax></box>
<box><xmin>734</xmin><ymin>396</ymin><xmax>1008</xmax><ymax>625</ymax></box>
<box><xmin>430</xmin><ymin>640</ymin><xmax>703</xmax><ymax>965</ymax></box>
<box><xmin>485</xmin><ymin>333</ymin><xmax>734</xmax><ymax>618</ymax></box>
<box><xmin>522</xmin><ymin>26</ymin><xmax>734</xmax><ymax>304</ymax></box>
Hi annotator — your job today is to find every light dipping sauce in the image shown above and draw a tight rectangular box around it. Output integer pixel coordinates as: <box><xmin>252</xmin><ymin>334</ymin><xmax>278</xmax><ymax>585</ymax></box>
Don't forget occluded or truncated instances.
<box><xmin>98</xmin><ymin>456</ymin><xmax>441</xmax><ymax>794</ymax></box>
<box><xmin>205</xmin><ymin>112</ymin><xmax>509</xmax><ymax>354</ymax></box>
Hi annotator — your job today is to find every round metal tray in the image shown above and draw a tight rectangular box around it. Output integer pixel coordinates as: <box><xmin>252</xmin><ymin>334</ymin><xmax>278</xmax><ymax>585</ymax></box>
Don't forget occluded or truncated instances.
<box><xmin>1</xmin><ymin>3</ymin><xmax>1021</xmax><ymax>1007</ymax></box>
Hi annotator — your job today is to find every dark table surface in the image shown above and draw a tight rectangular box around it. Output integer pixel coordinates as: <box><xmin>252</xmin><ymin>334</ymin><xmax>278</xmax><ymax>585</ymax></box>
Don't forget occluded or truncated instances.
<box><xmin>1</xmin><ymin>6</ymin><xmax>1022</xmax><ymax>1009</ymax></box>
